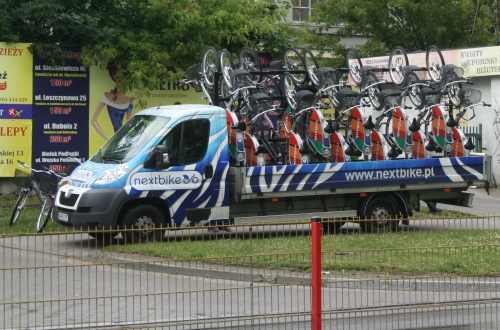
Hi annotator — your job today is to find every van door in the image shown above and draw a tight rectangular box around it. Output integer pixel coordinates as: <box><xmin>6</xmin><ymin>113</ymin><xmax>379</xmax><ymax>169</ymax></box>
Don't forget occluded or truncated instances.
<box><xmin>155</xmin><ymin>114</ymin><xmax>227</xmax><ymax>227</ymax></box>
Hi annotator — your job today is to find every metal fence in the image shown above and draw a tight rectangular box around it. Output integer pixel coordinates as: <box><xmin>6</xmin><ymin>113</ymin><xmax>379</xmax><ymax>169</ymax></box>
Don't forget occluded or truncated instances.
<box><xmin>1</xmin><ymin>215</ymin><xmax>500</xmax><ymax>329</ymax></box>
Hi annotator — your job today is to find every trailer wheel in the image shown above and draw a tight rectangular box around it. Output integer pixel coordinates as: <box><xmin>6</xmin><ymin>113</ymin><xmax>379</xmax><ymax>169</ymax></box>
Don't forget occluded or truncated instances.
<box><xmin>322</xmin><ymin>219</ymin><xmax>346</xmax><ymax>234</ymax></box>
<box><xmin>121</xmin><ymin>205</ymin><xmax>166</xmax><ymax>243</ymax></box>
<box><xmin>360</xmin><ymin>197</ymin><xmax>399</xmax><ymax>233</ymax></box>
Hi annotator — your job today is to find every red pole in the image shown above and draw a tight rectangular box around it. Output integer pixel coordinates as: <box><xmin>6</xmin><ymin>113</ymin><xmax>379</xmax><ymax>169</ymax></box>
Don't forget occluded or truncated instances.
<box><xmin>311</xmin><ymin>217</ymin><xmax>322</xmax><ymax>330</ymax></box>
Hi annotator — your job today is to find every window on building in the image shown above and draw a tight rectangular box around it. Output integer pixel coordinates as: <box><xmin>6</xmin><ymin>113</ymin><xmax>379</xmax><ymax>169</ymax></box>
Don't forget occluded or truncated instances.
<box><xmin>292</xmin><ymin>0</ymin><xmax>320</xmax><ymax>22</ymax></box>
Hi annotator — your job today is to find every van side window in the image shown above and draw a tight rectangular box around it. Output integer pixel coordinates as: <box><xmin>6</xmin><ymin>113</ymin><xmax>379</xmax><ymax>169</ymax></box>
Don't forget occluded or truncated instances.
<box><xmin>160</xmin><ymin>119</ymin><xmax>209</xmax><ymax>166</ymax></box>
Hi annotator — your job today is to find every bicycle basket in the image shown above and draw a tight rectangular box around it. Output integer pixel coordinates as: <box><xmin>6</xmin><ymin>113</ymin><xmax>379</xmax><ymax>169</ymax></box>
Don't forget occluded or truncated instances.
<box><xmin>459</xmin><ymin>87</ymin><xmax>482</xmax><ymax>106</ymax></box>
<box><xmin>336</xmin><ymin>87</ymin><xmax>358</xmax><ymax>110</ymax></box>
<box><xmin>294</xmin><ymin>90</ymin><xmax>316</xmax><ymax>111</ymax></box>
<box><xmin>39</xmin><ymin>173</ymin><xmax>59</xmax><ymax>194</ymax></box>
<box><xmin>186</xmin><ymin>63</ymin><xmax>203</xmax><ymax>81</ymax></box>
<box><xmin>270</xmin><ymin>60</ymin><xmax>284</xmax><ymax>71</ymax></box>
<box><xmin>360</xmin><ymin>66</ymin><xmax>384</xmax><ymax>87</ymax></box>
<box><xmin>441</xmin><ymin>64</ymin><xmax>464</xmax><ymax>84</ymax></box>
<box><xmin>375</xmin><ymin>89</ymin><xmax>400</xmax><ymax>111</ymax></box>
<box><xmin>249</xmin><ymin>92</ymin><xmax>273</xmax><ymax>112</ymax></box>
<box><xmin>317</xmin><ymin>67</ymin><xmax>340</xmax><ymax>86</ymax></box>
<box><xmin>13</xmin><ymin>169</ymin><xmax>32</xmax><ymax>188</ymax></box>
<box><xmin>420</xmin><ymin>88</ymin><xmax>440</xmax><ymax>107</ymax></box>
<box><xmin>231</xmin><ymin>69</ymin><xmax>256</xmax><ymax>89</ymax></box>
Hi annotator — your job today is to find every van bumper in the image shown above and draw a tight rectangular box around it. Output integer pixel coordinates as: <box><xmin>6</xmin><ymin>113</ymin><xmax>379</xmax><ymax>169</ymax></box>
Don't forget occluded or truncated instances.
<box><xmin>54</xmin><ymin>185</ymin><xmax>128</xmax><ymax>230</ymax></box>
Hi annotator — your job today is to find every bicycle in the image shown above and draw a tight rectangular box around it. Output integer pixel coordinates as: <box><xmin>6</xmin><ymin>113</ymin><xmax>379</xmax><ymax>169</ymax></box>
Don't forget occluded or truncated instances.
<box><xmin>35</xmin><ymin>165</ymin><xmax>74</xmax><ymax>232</ymax></box>
<box><xmin>10</xmin><ymin>161</ymin><xmax>61</xmax><ymax>232</ymax></box>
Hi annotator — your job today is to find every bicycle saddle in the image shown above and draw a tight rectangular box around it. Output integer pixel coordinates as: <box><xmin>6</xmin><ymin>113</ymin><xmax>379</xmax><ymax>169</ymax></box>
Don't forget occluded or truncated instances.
<box><xmin>317</xmin><ymin>67</ymin><xmax>341</xmax><ymax>86</ymax></box>
<box><xmin>293</xmin><ymin>90</ymin><xmax>316</xmax><ymax>111</ymax></box>
<box><xmin>336</xmin><ymin>87</ymin><xmax>358</xmax><ymax>110</ymax></box>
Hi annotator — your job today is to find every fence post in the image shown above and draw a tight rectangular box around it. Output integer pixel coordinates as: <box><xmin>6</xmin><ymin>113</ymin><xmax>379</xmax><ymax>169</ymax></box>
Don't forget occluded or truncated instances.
<box><xmin>311</xmin><ymin>217</ymin><xmax>322</xmax><ymax>330</ymax></box>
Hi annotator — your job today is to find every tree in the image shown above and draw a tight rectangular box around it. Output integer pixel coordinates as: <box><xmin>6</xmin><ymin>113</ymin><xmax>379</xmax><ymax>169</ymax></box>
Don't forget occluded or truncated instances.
<box><xmin>1</xmin><ymin>0</ymin><xmax>293</xmax><ymax>94</ymax></box>
<box><xmin>298</xmin><ymin>0</ymin><xmax>496</xmax><ymax>65</ymax></box>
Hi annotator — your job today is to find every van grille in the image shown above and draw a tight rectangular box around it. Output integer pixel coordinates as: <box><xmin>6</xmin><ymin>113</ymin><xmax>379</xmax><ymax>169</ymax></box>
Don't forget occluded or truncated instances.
<box><xmin>59</xmin><ymin>194</ymin><xmax>79</xmax><ymax>207</ymax></box>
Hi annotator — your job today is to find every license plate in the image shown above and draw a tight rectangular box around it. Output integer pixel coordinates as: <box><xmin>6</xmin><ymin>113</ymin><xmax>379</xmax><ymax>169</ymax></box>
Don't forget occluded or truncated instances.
<box><xmin>58</xmin><ymin>212</ymin><xmax>69</xmax><ymax>222</ymax></box>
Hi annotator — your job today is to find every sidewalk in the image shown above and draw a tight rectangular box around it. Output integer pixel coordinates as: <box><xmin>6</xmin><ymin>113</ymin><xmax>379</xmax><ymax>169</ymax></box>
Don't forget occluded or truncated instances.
<box><xmin>424</xmin><ymin>186</ymin><xmax>500</xmax><ymax>215</ymax></box>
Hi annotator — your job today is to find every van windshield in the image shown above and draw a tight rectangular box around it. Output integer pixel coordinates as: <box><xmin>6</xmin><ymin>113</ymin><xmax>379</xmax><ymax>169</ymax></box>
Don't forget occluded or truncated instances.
<box><xmin>92</xmin><ymin>115</ymin><xmax>170</xmax><ymax>163</ymax></box>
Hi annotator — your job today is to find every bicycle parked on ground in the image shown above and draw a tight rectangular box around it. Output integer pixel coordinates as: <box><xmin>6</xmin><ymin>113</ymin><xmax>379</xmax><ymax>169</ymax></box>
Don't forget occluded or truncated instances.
<box><xmin>10</xmin><ymin>160</ymin><xmax>74</xmax><ymax>232</ymax></box>
<box><xmin>35</xmin><ymin>165</ymin><xmax>74</xmax><ymax>232</ymax></box>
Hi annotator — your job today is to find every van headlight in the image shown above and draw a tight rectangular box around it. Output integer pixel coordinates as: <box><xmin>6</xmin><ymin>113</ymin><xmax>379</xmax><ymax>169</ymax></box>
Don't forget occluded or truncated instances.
<box><xmin>94</xmin><ymin>164</ymin><xmax>129</xmax><ymax>184</ymax></box>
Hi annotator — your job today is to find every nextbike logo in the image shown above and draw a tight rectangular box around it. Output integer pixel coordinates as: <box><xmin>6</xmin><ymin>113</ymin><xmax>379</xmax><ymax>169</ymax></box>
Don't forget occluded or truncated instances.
<box><xmin>130</xmin><ymin>171</ymin><xmax>202</xmax><ymax>190</ymax></box>
<box><xmin>71</xmin><ymin>170</ymin><xmax>94</xmax><ymax>182</ymax></box>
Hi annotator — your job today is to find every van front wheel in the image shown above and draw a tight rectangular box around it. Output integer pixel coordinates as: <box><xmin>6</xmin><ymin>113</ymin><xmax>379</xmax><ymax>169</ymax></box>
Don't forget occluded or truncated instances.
<box><xmin>121</xmin><ymin>205</ymin><xmax>166</xmax><ymax>243</ymax></box>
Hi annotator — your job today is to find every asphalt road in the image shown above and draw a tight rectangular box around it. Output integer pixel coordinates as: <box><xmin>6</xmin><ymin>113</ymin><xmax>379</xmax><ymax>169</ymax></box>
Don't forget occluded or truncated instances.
<box><xmin>1</xmin><ymin>187</ymin><xmax>499</xmax><ymax>329</ymax></box>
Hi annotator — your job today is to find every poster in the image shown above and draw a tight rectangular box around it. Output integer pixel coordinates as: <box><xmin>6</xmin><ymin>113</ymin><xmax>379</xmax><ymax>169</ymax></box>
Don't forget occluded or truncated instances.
<box><xmin>0</xmin><ymin>120</ymin><xmax>32</xmax><ymax>173</ymax></box>
<box><xmin>0</xmin><ymin>43</ymin><xmax>33</xmax><ymax>176</ymax></box>
<box><xmin>360</xmin><ymin>45</ymin><xmax>500</xmax><ymax>80</ymax></box>
<box><xmin>88</xmin><ymin>65</ymin><xmax>204</xmax><ymax>155</ymax></box>
<box><xmin>32</xmin><ymin>47</ymin><xmax>89</xmax><ymax>173</ymax></box>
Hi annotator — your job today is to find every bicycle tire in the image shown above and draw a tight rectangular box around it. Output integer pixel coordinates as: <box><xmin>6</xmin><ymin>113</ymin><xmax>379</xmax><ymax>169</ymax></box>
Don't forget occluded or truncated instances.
<box><xmin>346</xmin><ymin>48</ymin><xmax>363</xmax><ymax>86</ymax></box>
<box><xmin>364</xmin><ymin>72</ymin><xmax>382</xmax><ymax>110</ymax></box>
<box><xmin>219</xmin><ymin>49</ymin><xmax>235</xmax><ymax>90</ymax></box>
<box><xmin>202</xmin><ymin>46</ymin><xmax>218</xmax><ymax>88</ymax></box>
<box><xmin>317</xmin><ymin>68</ymin><xmax>340</xmax><ymax>108</ymax></box>
<box><xmin>388</xmin><ymin>46</ymin><xmax>409</xmax><ymax>86</ymax></box>
<box><xmin>10</xmin><ymin>189</ymin><xmax>29</xmax><ymax>225</ymax></box>
<box><xmin>303</xmin><ymin>49</ymin><xmax>319</xmax><ymax>86</ymax></box>
<box><xmin>283</xmin><ymin>47</ymin><xmax>307</xmax><ymax>84</ymax></box>
<box><xmin>36</xmin><ymin>197</ymin><xmax>53</xmax><ymax>233</ymax></box>
<box><xmin>260</xmin><ymin>75</ymin><xmax>282</xmax><ymax>108</ymax></box>
<box><xmin>406</xmin><ymin>72</ymin><xmax>423</xmax><ymax>108</ymax></box>
<box><xmin>426</xmin><ymin>45</ymin><xmax>445</xmax><ymax>84</ymax></box>
<box><xmin>238</xmin><ymin>47</ymin><xmax>261</xmax><ymax>82</ymax></box>
<box><xmin>280</xmin><ymin>72</ymin><xmax>298</xmax><ymax>111</ymax></box>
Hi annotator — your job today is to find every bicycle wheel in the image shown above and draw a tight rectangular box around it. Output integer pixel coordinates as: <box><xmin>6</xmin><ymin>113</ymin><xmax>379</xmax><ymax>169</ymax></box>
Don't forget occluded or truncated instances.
<box><xmin>280</xmin><ymin>72</ymin><xmax>298</xmax><ymax>111</ymax></box>
<box><xmin>346</xmin><ymin>48</ymin><xmax>363</xmax><ymax>86</ymax></box>
<box><xmin>364</xmin><ymin>72</ymin><xmax>381</xmax><ymax>110</ymax></box>
<box><xmin>317</xmin><ymin>68</ymin><xmax>340</xmax><ymax>108</ymax></box>
<box><xmin>426</xmin><ymin>45</ymin><xmax>445</xmax><ymax>84</ymax></box>
<box><xmin>217</xmin><ymin>76</ymin><xmax>232</xmax><ymax>109</ymax></box>
<box><xmin>202</xmin><ymin>46</ymin><xmax>218</xmax><ymax>88</ymax></box>
<box><xmin>219</xmin><ymin>49</ymin><xmax>234</xmax><ymax>90</ymax></box>
<box><xmin>283</xmin><ymin>47</ymin><xmax>307</xmax><ymax>84</ymax></box>
<box><xmin>260</xmin><ymin>75</ymin><xmax>282</xmax><ymax>108</ymax></box>
<box><xmin>238</xmin><ymin>47</ymin><xmax>261</xmax><ymax>82</ymax></box>
<box><xmin>36</xmin><ymin>197</ymin><xmax>53</xmax><ymax>233</ymax></box>
<box><xmin>388</xmin><ymin>46</ymin><xmax>409</xmax><ymax>86</ymax></box>
<box><xmin>303</xmin><ymin>49</ymin><xmax>319</xmax><ymax>86</ymax></box>
<box><xmin>10</xmin><ymin>189</ymin><xmax>29</xmax><ymax>225</ymax></box>
<box><xmin>406</xmin><ymin>72</ymin><xmax>423</xmax><ymax>108</ymax></box>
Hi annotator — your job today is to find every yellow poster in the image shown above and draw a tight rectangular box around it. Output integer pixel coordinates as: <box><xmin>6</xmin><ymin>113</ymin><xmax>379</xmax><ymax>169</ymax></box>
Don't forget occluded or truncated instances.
<box><xmin>0</xmin><ymin>119</ymin><xmax>32</xmax><ymax>176</ymax></box>
<box><xmin>88</xmin><ymin>65</ymin><xmax>206</xmax><ymax>155</ymax></box>
<box><xmin>0</xmin><ymin>43</ymin><xmax>33</xmax><ymax>105</ymax></box>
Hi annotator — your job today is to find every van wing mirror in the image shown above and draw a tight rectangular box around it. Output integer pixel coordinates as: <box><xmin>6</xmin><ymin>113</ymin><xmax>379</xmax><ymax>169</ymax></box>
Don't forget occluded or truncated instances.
<box><xmin>154</xmin><ymin>145</ymin><xmax>170</xmax><ymax>169</ymax></box>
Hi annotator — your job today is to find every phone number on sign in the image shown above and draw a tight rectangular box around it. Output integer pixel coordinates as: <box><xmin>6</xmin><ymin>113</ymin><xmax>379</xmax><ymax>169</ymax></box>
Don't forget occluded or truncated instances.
<box><xmin>0</xmin><ymin>97</ymin><xmax>29</xmax><ymax>103</ymax></box>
